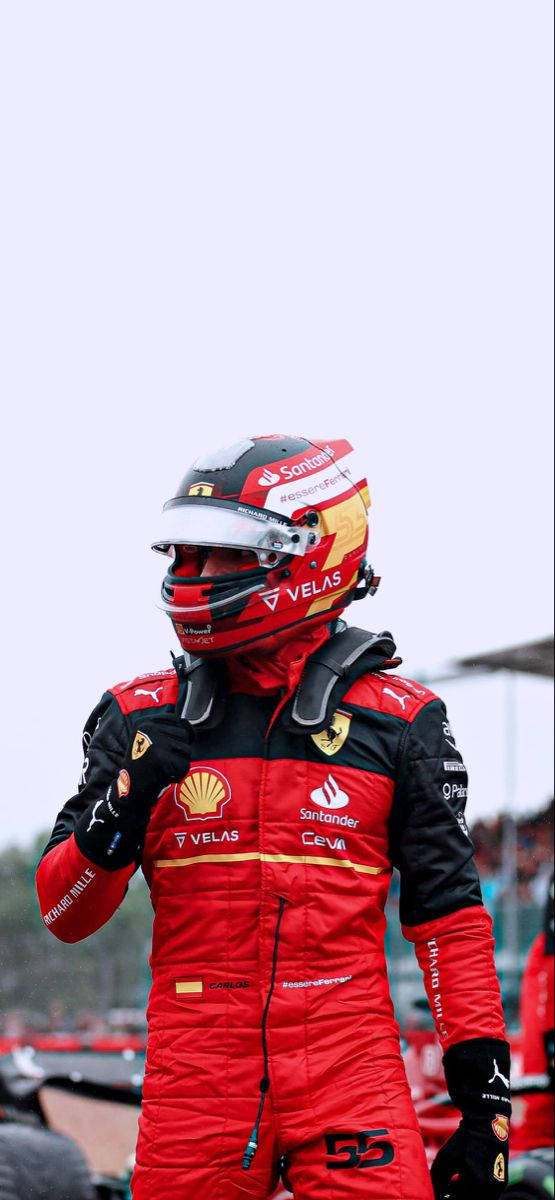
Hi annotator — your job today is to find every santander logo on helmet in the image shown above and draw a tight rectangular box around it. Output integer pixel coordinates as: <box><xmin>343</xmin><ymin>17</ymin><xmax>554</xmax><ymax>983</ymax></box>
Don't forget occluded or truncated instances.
<box><xmin>257</xmin><ymin>445</ymin><xmax>336</xmax><ymax>488</ymax></box>
<box><xmin>258</xmin><ymin>468</ymin><xmax>281</xmax><ymax>486</ymax></box>
<box><xmin>151</xmin><ymin>435</ymin><xmax>380</xmax><ymax>656</ymax></box>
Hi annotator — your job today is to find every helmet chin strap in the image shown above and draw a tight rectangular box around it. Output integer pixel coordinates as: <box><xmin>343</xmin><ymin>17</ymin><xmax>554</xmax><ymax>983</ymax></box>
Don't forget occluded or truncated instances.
<box><xmin>352</xmin><ymin>559</ymin><xmax>381</xmax><ymax>600</ymax></box>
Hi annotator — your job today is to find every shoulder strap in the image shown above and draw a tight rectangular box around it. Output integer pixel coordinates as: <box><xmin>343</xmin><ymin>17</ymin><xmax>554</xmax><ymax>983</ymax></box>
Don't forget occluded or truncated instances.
<box><xmin>289</xmin><ymin>626</ymin><xmax>400</xmax><ymax>730</ymax></box>
<box><xmin>172</xmin><ymin>653</ymin><xmax>224</xmax><ymax>729</ymax></box>
<box><xmin>171</xmin><ymin>625</ymin><xmax>401</xmax><ymax>733</ymax></box>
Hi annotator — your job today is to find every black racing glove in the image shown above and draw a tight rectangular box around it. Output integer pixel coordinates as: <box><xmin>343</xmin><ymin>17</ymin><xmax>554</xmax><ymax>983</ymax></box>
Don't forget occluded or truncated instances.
<box><xmin>431</xmin><ymin>1038</ymin><xmax>511</xmax><ymax>1200</ymax></box>
<box><xmin>75</xmin><ymin>713</ymin><xmax>191</xmax><ymax>870</ymax></box>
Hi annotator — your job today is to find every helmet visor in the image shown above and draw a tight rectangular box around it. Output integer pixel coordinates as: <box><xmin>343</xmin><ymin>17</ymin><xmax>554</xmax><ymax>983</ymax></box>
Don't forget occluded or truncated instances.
<box><xmin>152</xmin><ymin>498</ymin><xmax>314</xmax><ymax>561</ymax></box>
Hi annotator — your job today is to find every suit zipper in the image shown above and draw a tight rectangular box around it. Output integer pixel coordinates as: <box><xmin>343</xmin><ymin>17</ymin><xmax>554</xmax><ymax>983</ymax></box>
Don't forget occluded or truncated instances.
<box><xmin>242</xmin><ymin>895</ymin><xmax>286</xmax><ymax>1171</ymax></box>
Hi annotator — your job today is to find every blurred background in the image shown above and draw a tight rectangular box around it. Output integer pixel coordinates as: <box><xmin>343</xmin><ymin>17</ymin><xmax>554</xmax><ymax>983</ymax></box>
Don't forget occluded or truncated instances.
<box><xmin>0</xmin><ymin>1</ymin><xmax>552</xmax><ymax>1194</ymax></box>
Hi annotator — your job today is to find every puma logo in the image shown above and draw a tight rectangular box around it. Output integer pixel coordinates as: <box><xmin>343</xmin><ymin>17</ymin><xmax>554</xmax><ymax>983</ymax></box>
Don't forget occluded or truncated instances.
<box><xmin>86</xmin><ymin>800</ymin><xmax>105</xmax><ymax>833</ymax></box>
<box><xmin>488</xmin><ymin>1060</ymin><xmax>510</xmax><ymax>1090</ymax></box>
<box><xmin>134</xmin><ymin>686</ymin><xmax>163</xmax><ymax>703</ymax></box>
<box><xmin>383</xmin><ymin>688</ymin><xmax>411</xmax><ymax>711</ymax></box>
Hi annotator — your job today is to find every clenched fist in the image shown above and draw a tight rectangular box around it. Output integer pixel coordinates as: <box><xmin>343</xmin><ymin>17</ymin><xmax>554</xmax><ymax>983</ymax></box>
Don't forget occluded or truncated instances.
<box><xmin>75</xmin><ymin>712</ymin><xmax>192</xmax><ymax>870</ymax></box>
<box><xmin>431</xmin><ymin>1114</ymin><xmax>509</xmax><ymax>1199</ymax></box>
<box><xmin>432</xmin><ymin>1037</ymin><xmax>511</xmax><ymax>1200</ymax></box>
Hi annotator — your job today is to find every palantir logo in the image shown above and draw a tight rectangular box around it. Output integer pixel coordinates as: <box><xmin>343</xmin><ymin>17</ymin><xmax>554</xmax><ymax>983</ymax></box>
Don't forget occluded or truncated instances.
<box><xmin>258</xmin><ymin>468</ymin><xmax>281</xmax><ymax>486</ymax></box>
<box><xmin>310</xmin><ymin>774</ymin><xmax>350</xmax><ymax>810</ymax></box>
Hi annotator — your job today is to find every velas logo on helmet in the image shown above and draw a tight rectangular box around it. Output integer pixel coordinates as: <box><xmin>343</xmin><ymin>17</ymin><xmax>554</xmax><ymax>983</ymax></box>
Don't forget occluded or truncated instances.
<box><xmin>151</xmin><ymin>434</ymin><xmax>379</xmax><ymax>656</ymax></box>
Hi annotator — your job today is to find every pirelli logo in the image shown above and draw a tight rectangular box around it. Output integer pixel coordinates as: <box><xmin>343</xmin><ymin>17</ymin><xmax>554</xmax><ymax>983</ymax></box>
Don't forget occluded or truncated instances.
<box><xmin>175</xmin><ymin>980</ymin><xmax>203</xmax><ymax>996</ymax></box>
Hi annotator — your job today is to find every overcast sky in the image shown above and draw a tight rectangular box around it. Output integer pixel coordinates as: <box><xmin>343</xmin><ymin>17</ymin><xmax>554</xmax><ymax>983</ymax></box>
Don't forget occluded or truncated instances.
<box><xmin>0</xmin><ymin>2</ymin><xmax>553</xmax><ymax>851</ymax></box>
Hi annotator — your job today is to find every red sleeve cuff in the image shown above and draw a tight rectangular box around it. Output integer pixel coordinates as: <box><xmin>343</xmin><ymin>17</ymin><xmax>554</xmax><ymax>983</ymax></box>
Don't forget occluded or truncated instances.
<box><xmin>403</xmin><ymin>905</ymin><xmax>506</xmax><ymax>1048</ymax></box>
<box><xmin>36</xmin><ymin>835</ymin><xmax>135</xmax><ymax>943</ymax></box>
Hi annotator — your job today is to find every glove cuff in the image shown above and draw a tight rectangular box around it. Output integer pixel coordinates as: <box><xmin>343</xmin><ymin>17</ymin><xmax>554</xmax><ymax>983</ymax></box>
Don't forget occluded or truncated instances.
<box><xmin>443</xmin><ymin>1036</ymin><xmax>511</xmax><ymax>1118</ymax></box>
<box><xmin>74</xmin><ymin>782</ymin><xmax>145</xmax><ymax>871</ymax></box>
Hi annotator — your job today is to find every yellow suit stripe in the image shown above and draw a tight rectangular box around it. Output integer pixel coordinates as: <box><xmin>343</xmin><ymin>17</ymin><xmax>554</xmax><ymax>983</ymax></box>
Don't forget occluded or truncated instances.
<box><xmin>154</xmin><ymin>851</ymin><xmax>385</xmax><ymax>876</ymax></box>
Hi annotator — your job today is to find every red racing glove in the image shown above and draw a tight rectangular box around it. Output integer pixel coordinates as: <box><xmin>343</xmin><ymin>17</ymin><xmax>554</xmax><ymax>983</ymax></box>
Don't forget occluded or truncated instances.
<box><xmin>431</xmin><ymin>1037</ymin><xmax>511</xmax><ymax>1200</ymax></box>
<box><xmin>75</xmin><ymin>712</ymin><xmax>191</xmax><ymax>870</ymax></box>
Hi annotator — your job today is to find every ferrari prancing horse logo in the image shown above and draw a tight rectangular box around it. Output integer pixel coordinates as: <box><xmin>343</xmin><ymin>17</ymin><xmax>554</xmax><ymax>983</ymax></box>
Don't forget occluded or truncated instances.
<box><xmin>131</xmin><ymin>731</ymin><xmax>152</xmax><ymax>760</ymax></box>
<box><xmin>494</xmin><ymin>1153</ymin><xmax>506</xmax><ymax>1182</ymax></box>
<box><xmin>311</xmin><ymin>711</ymin><xmax>352</xmax><ymax>757</ymax></box>
<box><xmin>188</xmin><ymin>482</ymin><xmax>215</xmax><ymax>497</ymax></box>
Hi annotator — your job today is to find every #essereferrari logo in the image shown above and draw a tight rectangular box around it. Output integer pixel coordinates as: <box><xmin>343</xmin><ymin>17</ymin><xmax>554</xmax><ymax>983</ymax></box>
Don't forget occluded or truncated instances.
<box><xmin>174</xmin><ymin>767</ymin><xmax>232</xmax><ymax>822</ymax></box>
<box><xmin>311</xmin><ymin>711</ymin><xmax>352</xmax><ymax>757</ymax></box>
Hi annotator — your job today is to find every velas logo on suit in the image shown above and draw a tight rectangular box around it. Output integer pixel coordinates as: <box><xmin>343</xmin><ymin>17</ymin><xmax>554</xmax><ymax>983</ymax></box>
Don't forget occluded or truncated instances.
<box><xmin>174</xmin><ymin>767</ymin><xmax>232</xmax><ymax>821</ymax></box>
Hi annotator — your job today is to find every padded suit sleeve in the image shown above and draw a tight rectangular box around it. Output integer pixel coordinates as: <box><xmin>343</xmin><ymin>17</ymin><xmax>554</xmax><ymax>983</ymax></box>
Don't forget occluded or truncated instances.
<box><xmin>390</xmin><ymin>699</ymin><xmax>506</xmax><ymax>1048</ymax></box>
<box><xmin>36</xmin><ymin>694</ymin><xmax>137</xmax><ymax>944</ymax></box>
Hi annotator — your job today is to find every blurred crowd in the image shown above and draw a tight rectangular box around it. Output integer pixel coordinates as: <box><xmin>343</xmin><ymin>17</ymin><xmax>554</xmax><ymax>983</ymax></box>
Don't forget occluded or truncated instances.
<box><xmin>472</xmin><ymin>798</ymin><xmax>554</xmax><ymax>905</ymax></box>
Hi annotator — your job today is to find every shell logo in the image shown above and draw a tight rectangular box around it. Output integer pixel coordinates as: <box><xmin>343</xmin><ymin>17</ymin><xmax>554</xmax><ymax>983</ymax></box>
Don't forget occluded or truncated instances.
<box><xmin>175</xmin><ymin>767</ymin><xmax>232</xmax><ymax>821</ymax></box>
<box><xmin>492</xmin><ymin>1115</ymin><xmax>509</xmax><ymax>1142</ymax></box>
<box><xmin>117</xmin><ymin>769</ymin><xmax>131</xmax><ymax>798</ymax></box>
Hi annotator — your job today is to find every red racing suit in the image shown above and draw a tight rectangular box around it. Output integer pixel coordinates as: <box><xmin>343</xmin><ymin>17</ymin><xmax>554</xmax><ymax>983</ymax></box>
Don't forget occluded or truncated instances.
<box><xmin>513</xmin><ymin>874</ymin><xmax>554</xmax><ymax>1153</ymax></box>
<box><xmin>36</xmin><ymin>627</ymin><xmax>506</xmax><ymax>1200</ymax></box>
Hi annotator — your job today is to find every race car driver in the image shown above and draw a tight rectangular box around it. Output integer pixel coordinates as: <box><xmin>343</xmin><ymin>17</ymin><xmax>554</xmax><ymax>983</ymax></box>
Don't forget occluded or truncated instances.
<box><xmin>37</xmin><ymin>436</ymin><xmax>511</xmax><ymax>1200</ymax></box>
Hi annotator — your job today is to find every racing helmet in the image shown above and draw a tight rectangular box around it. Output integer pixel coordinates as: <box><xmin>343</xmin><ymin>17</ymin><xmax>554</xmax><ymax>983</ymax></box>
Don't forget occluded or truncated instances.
<box><xmin>151</xmin><ymin>435</ymin><xmax>379</xmax><ymax>656</ymax></box>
